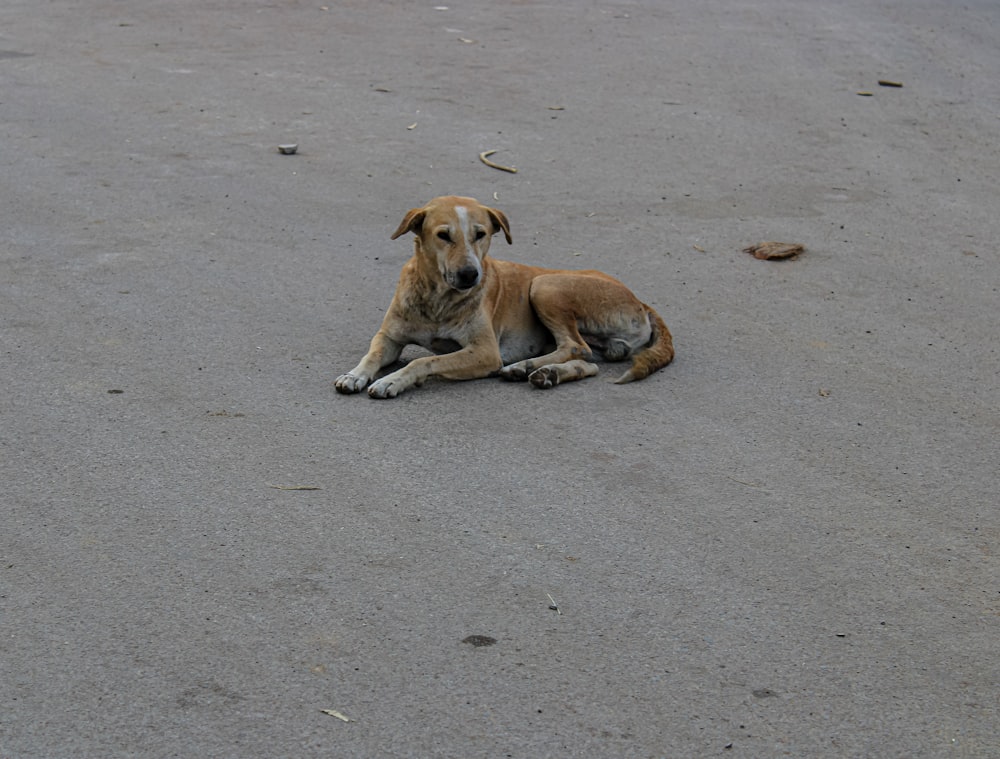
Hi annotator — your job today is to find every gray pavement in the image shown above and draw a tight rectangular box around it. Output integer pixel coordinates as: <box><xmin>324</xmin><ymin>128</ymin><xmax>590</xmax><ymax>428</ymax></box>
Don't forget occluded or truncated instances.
<box><xmin>2</xmin><ymin>1</ymin><xmax>998</xmax><ymax>756</ymax></box>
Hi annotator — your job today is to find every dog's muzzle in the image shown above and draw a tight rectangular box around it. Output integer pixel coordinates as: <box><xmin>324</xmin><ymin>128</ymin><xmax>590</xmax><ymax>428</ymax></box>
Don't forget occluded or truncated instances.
<box><xmin>453</xmin><ymin>265</ymin><xmax>481</xmax><ymax>290</ymax></box>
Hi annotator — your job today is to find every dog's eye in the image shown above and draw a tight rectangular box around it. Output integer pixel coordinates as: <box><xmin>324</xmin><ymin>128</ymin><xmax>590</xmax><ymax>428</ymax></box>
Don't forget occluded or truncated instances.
<box><xmin>474</xmin><ymin>229</ymin><xmax>487</xmax><ymax>241</ymax></box>
<box><xmin>437</xmin><ymin>230</ymin><xmax>452</xmax><ymax>243</ymax></box>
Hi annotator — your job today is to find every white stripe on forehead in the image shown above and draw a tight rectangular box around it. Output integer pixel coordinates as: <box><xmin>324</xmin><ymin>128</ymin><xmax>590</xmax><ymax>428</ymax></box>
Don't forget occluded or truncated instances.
<box><xmin>455</xmin><ymin>205</ymin><xmax>471</xmax><ymax>239</ymax></box>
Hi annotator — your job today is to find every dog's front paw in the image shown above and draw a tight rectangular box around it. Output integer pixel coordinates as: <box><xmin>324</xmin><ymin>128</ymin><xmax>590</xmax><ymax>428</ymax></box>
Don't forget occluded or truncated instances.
<box><xmin>334</xmin><ymin>372</ymin><xmax>370</xmax><ymax>394</ymax></box>
<box><xmin>367</xmin><ymin>376</ymin><xmax>407</xmax><ymax>399</ymax></box>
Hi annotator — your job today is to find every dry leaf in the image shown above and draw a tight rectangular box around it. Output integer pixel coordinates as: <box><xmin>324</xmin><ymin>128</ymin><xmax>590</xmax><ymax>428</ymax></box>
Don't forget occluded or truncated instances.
<box><xmin>320</xmin><ymin>709</ymin><xmax>354</xmax><ymax>722</ymax></box>
<box><xmin>743</xmin><ymin>242</ymin><xmax>804</xmax><ymax>260</ymax></box>
<box><xmin>462</xmin><ymin>635</ymin><xmax>497</xmax><ymax>647</ymax></box>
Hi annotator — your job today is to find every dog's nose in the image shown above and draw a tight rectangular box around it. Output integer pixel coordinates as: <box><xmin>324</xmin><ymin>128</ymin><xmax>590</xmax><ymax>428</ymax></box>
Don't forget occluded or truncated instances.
<box><xmin>455</xmin><ymin>266</ymin><xmax>480</xmax><ymax>289</ymax></box>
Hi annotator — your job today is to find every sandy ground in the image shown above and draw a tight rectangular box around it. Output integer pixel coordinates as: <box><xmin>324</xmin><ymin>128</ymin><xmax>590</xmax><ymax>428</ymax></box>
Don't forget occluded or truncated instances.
<box><xmin>1</xmin><ymin>1</ymin><xmax>998</xmax><ymax>756</ymax></box>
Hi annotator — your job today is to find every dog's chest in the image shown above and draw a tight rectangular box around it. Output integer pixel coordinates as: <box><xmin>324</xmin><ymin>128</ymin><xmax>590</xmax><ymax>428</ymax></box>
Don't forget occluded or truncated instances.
<box><xmin>407</xmin><ymin>324</ymin><xmax>463</xmax><ymax>354</ymax></box>
<box><xmin>397</xmin><ymin>289</ymin><xmax>481</xmax><ymax>352</ymax></box>
<box><xmin>400</xmin><ymin>284</ymin><xmax>478</xmax><ymax>325</ymax></box>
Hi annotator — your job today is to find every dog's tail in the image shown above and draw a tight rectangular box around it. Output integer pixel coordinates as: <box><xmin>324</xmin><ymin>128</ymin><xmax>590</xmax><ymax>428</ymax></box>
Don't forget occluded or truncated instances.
<box><xmin>614</xmin><ymin>305</ymin><xmax>674</xmax><ymax>384</ymax></box>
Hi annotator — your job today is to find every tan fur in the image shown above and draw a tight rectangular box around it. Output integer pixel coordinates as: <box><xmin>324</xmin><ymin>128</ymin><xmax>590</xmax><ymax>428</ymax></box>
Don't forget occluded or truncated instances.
<box><xmin>334</xmin><ymin>196</ymin><xmax>674</xmax><ymax>398</ymax></box>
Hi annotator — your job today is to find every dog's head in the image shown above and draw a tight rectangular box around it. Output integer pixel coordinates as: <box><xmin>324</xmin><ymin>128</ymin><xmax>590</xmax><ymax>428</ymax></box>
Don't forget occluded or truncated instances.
<box><xmin>391</xmin><ymin>195</ymin><xmax>512</xmax><ymax>291</ymax></box>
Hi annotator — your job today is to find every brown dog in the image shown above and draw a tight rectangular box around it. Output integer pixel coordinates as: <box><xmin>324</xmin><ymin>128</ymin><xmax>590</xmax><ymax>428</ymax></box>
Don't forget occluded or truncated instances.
<box><xmin>334</xmin><ymin>195</ymin><xmax>674</xmax><ymax>398</ymax></box>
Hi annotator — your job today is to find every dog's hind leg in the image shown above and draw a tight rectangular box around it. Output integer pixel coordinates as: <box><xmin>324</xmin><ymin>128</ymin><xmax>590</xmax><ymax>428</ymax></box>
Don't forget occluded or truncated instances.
<box><xmin>499</xmin><ymin>275</ymin><xmax>600</xmax><ymax>386</ymax></box>
<box><xmin>500</xmin><ymin>345</ymin><xmax>596</xmax><ymax>382</ymax></box>
<box><xmin>527</xmin><ymin>359</ymin><xmax>599</xmax><ymax>388</ymax></box>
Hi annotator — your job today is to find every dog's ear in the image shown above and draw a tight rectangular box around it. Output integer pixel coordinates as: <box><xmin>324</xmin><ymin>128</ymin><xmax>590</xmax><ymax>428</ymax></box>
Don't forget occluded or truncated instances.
<box><xmin>486</xmin><ymin>207</ymin><xmax>512</xmax><ymax>245</ymax></box>
<box><xmin>391</xmin><ymin>207</ymin><xmax>426</xmax><ymax>240</ymax></box>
